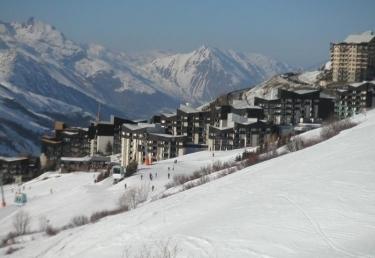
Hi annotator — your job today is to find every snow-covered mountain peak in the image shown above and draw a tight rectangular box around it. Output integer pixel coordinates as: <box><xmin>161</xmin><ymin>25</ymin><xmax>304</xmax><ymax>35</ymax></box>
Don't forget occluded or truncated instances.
<box><xmin>0</xmin><ymin>18</ymin><xmax>292</xmax><ymax>155</ymax></box>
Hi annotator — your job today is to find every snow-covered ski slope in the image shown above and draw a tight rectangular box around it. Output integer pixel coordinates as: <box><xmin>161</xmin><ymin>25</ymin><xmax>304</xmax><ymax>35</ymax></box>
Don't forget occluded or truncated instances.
<box><xmin>0</xmin><ymin>149</ymin><xmax>245</xmax><ymax>239</ymax></box>
<box><xmin>4</xmin><ymin>110</ymin><xmax>375</xmax><ymax>257</ymax></box>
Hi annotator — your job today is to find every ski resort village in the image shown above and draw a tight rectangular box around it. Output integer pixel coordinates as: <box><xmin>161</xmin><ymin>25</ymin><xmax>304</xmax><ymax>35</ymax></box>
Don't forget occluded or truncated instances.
<box><xmin>0</xmin><ymin>3</ymin><xmax>375</xmax><ymax>257</ymax></box>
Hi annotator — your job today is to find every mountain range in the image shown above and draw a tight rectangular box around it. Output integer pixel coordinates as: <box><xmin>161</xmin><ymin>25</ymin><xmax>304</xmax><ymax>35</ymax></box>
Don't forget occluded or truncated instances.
<box><xmin>0</xmin><ymin>18</ymin><xmax>292</xmax><ymax>155</ymax></box>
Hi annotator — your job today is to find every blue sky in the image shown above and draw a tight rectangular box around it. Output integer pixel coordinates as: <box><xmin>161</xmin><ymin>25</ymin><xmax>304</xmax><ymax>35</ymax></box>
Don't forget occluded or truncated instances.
<box><xmin>1</xmin><ymin>0</ymin><xmax>374</xmax><ymax>67</ymax></box>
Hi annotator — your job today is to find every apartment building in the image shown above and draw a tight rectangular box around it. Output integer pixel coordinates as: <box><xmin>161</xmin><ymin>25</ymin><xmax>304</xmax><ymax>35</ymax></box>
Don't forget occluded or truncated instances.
<box><xmin>88</xmin><ymin>116</ymin><xmax>136</xmax><ymax>155</ymax></box>
<box><xmin>331</xmin><ymin>31</ymin><xmax>375</xmax><ymax>82</ymax></box>
<box><xmin>41</xmin><ymin>122</ymin><xmax>90</xmax><ymax>169</ymax></box>
<box><xmin>254</xmin><ymin>89</ymin><xmax>334</xmax><ymax>125</ymax></box>
<box><xmin>175</xmin><ymin>105</ymin><xmax>210</xmax><ymax>145</ymax></box>
<box><xmin>208</xmin><ymin>114</ymin><xmax>274</xmax><ymax>151</ymax></box>
<box><xmin>0</xmin><ymin>156</ymin><xmax>40</xmax><ymax>184</ymax></box>
<box><xmin>120</xmin><ymin>123</ymin><xmax>185</xmax><ymax>167</ymax></box>
<box><xmin>335</xmin><ymin>81</ymin><xmax>375</xmax><ymax>119</ymax></box>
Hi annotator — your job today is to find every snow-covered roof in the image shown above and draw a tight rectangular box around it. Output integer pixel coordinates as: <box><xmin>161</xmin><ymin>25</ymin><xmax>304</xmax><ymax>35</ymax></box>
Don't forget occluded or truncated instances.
<box><xmin>149</xmin><ymin>133</ymin><xmax>185</xmax><ymax>139</ymax></box>
<box><xmin>60</xmin><ymin>156</ymin><xmax>110</xmax><ymax>162</ymax></box>
<box><xmin>179</xmin><ymin>105</ymin><xmax>199</xmax><ymax>114</ymax></box>
<box><xmin>62</xmin><ymin>131</ymin><xmax>78</xmax><ymax>136</ymax></box>
<box><xmin>123</xmin><ymin>123</ymin><xmax>155</xmax><ymax>131</ymax></box>
<box><xmin>293</xmin><ymin>89</ymin><xmax>319</xmax><ymax>95</ymax></box>
<box><xmin>60</xmin><ymin>156</ymin><xmax>91</xmax><ymax>162</ymax></box>
<box><xmin>344</xmin><ymin>31</ymin><xmax>375</xmax><ymax>44</ymax></box>
<box><xmin>211</xmin><ymin>125</ymin><xmax>234</xmax><ymax>131</ymax></box>
<box><xmin>161</xmin><ymin>112</ymin><xmax>176</xmax><ymax>118</ymax></box>
<box><xmin>349</xmin><ymin>81</ymin><xmax>369</xmax><ymax>87</ymax></box>
<box><xmin>0</xmin><ymin>156</ymin><xmax>28</xmax><ymax>162</ymax></box>
<box><xmin>235</xmin><ymin>118</ymin><xmax>259</xmax><ymax>125</ymax></box>
<box><xmin>230</xmin><ymin>100</ymin><xmax>261</xmax><ymax>110</ymax></box>
<box><xmin>319</xmin><ymin>92</ymin><xmax>335</xmax><ymax>99</ymax></box>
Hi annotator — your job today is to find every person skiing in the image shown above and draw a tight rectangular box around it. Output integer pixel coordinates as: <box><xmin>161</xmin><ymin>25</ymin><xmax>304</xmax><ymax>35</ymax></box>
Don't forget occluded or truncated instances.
<box><xmin>141</xmin><ymin>174</ymin><xmax>143</xmax><ymax>180</ymax></box>
<box><xmin>150</xmin><ymin>173</ymin><xmax>153</xmax><ymax>181</ymax></box>
<box><xmin>152</xmin><ymin>185</ymin><xmax>155</xmax><ymax>191</ymax></box>
<box><xmin>168</xmin><ymin>173</ymin><xmax>170</xmax><ymax>179</ymax></box>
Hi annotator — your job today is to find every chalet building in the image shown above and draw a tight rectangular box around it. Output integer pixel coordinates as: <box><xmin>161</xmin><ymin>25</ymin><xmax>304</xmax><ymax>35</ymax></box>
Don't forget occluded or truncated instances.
<box><xmin>0</xmin><ymin>156</ymin><xmax>40</xmax><ymax>184</ymax></box>
<box><xmin>174</xmin><ymin>105</ymin><xmax>210</xmax><ymax>145</ymax></box>
<box><xmin>254</xmin><ymin>89</ymin><xmax>334</xmax><ymax>125</ymax></box>
<box><xmin>335</xmin><ymin>81</ymin><xmax>375</xmax><ymax>119</ymax></box>
<box><xmin>59</xmin><ymin>156</ymin><xmax>110</xmax><ymax>173</ymax></box>
<box><xmin>88</xmin><ymin>116</ymin><xmax>136</xmax><ymax>156</ymax></box>
<box><xmin>210</xmin><ymin>100</ymin><xmax>264</xmax><ymax>128</ymax></box>
<box><xmin>331</xmin><ymin>31</ymin><xmax>375</xmax><ymax>82</ymax></box>
<box><xmin>208</xmin><ymin>113</ymin><xmax>274</xmax><ymax>151</ymax></box>
<box><xmin>41</xmin><ymin>122</ymin><xmax>90</xmax><ymax>169</ymax></box>
<box><xmin>121</xmin><ymin>123</ymin><xmax>185</xmax><ymax>167</ymax></box>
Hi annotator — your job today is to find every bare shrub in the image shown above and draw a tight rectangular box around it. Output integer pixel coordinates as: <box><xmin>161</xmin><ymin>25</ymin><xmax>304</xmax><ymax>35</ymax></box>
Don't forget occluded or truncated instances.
<box><xmin>45</xmin><ymin>225</ymin><xmax>60</xmax><ymax>236</ymax></box>
<box><xmin>286</xmin><ymin>136</ymin><xmax>304</xmax><ymax>152</ymax></box>
<box><xmin>13</xmin><ymin>211</ymin><xmax>31</xmax><ymax>235</ymax></box>
<box><xmin>90</xmin><ymin>207</ymin><xmax>128</xmax><ymax>223</ymax></box>
<box><xmin>164</xmin><ymin>181</ymin><xmax>176</xmax><ymax>189</ymax></box>
<box><xmin>212</xmin><ymin>161</ymin><xmax>223</xmax><ymax>171</ymax></box>
<box><xmin>172</xmin><ymin>175</ymin><xmax>190</xmax><ymax>185</ymax></box>
<box><xmin>160</xmin><ymin>193</ymin><xmax>173</xmax><ymax>199</ymax></box>
<box><xmin>70</xmin><ymin>215</ymin><xmax>89</xmax><ymax>227</ymax></box>
<box><xmin>321</xmin><ymin>119</ymin><xmax>357</xmax><ymax>140</ymax></box>
<box><xmin>227</xmin><ymin>167</ymin><xmax>237</xmax><ymax>174</ymax></box>
<box><xmin>90</xmin><ymin>210</ymin><xmax>109</xmax><ymax>223</ymax></box>
<box><xmin>122</xmin><ymin>239</ymin><xmax>179</xmax><ymax>258</ymax></box>
<box><xmin>39</xmin><ymin>216</ymin><xmax>49</xmax><ymax>232</ymax></box>
<box><xmin>182</xmin><ymin>182</ymin><xmax>196</xmax><ymax>191</ymax></box>
<box><xmin>5</xmin><ymin>246</ymin><xmax>23</xmax><ymax>255</ymax></box>
<box><xmin>118</xmin><ymin>186</ymin><xmax>149</xmax><ymax>210</ymax></box>
<box><xmin>198</xmin><ymin>175</ymin><xmax>210</xmax><ymax>185</ymax></box>
<box><xmin>1</xmin><ymin>232</ymin><xmax>18</xmax><ymax>247</ymax></box>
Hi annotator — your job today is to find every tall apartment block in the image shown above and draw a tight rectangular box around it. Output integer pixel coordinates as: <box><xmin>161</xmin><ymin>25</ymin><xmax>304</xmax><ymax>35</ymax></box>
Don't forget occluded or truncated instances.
<box><xmin>331</xmin><ymin>31</ymin><xmax>375</xmax><ymax>82</ymax></box>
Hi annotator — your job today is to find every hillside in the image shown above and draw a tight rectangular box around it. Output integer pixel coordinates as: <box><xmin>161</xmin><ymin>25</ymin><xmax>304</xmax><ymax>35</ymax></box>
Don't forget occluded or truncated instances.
<box><xmin>0</xmin><ymin>18</ymin><xmax>291</xmax><ymax>156</ymax></box>
<box><xmin>1</xmin><ymin>109</ymin><xmax>374</xmax><ymax>257</ymax></box>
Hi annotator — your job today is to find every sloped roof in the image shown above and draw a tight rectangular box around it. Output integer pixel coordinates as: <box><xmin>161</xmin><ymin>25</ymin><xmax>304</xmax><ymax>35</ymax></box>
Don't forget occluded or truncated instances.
<box><xmin>179</xmin><ymin>105</ymin><xmax>199</xmax><ymax>114</ymax></box>
<box><xmin>344</xmin><ymin>31</ymin><xmax>375</xmax><ymax>44</ymax></box>
<box><xmin>230</xmin><ymin>100</ymin><xmax>262</xmax><ymax>110</ymax></box>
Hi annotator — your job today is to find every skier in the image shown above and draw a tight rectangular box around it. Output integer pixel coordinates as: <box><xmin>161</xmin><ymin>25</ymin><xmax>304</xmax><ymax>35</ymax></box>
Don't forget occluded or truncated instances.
<box><xmin>124</xmin><ymin>183</ymin><xmax>127</xmax><ymax>189</ymax></box>
<box><xmin>152</xmin><ymin>185</ymin><xmax>155</xmax><ymax>191</ymax></box>
<box><xmin>168</xmin><ymin>173</ymin><xmax>170</xmax><ymax>179</ymax></box>
<box><xmin>155</xmin><ymin>172</ymin><xmax>157</xmax><ymax>178</ymax></box>
<box><xmin>150</xmin><ymin>173</ymin><xmax>153</xmax><ymax>181</ymax></box>
<box><xmin>141</xmin><ymin>174</ymin><xmax>143</xmax><ymax>180</ymax></box>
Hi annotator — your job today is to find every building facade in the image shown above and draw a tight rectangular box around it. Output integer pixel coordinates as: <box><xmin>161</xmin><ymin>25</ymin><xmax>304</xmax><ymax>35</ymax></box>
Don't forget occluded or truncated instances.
<box><xmin>0</xmin><ymin>156</ymin><xmax>40</xmax><ymax>184</ymax></box>
<box><xmin>120</xmin><ymin>123</ymin><xmax>185</xmax><ymax>167</ymax></box>
<box><xmin>254</xmin><ymin>89</ymin><xmax>334</xmax><ymax>125</ymax></box>
<box><xmin>88</xmin><ymin>116</ymin><xmax>136</xmax><ymax>156</ymax></box>
<box><xmin>41</xmin><ymin>122</ymin><xmax>90</xmax><ymax>169</ymax></box>
<box><xmin>335</xmin><ymin>82</ymin><xmax>375</xmax><ymax>119</ymax></box>
<box><xmin>331</xmin><ymin>31</ymin><xmax>375</xmax><ymax>82</ymax></box>
<box><xmin>174</xmin><ymin>105</ymin><xmax>210</xmax><ymax>145</ymax></box>
<box><xmin>208</xmin><ymin>119</ymin><xmax>274</xmax><ymax>151</ymax></box>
